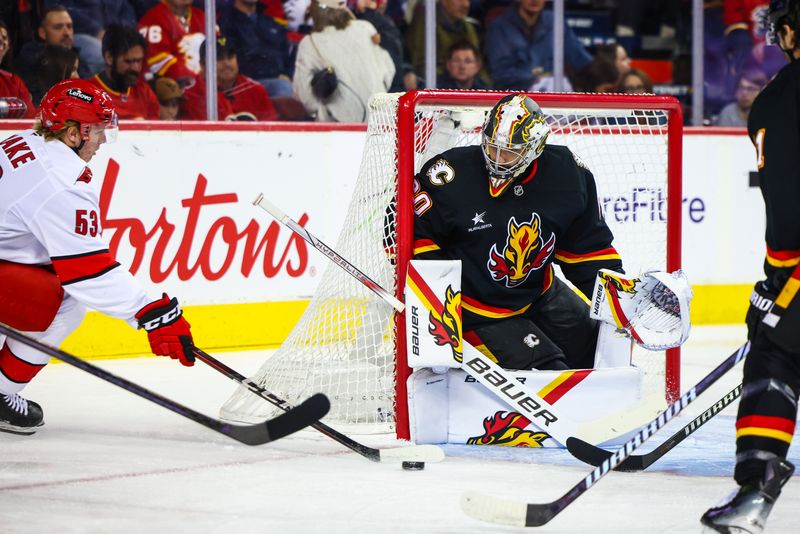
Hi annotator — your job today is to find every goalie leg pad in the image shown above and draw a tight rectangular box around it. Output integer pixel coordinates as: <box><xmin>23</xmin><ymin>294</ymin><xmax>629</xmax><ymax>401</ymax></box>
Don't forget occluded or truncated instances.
<box><xmin>0</xmin><ymin>260</ymin><xmax>64</xmax><ymax>332</ymax></box>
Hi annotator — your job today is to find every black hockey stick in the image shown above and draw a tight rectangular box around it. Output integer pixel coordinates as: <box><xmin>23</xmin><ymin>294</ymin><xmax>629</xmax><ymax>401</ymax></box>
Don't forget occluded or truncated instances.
<box><xmin>460</xmin><ymin>341</ymin><xmax>751</xmax><ymax>527</ymax></box>
<box><xmin>0</xmin><ymin>323</ymin><xmax>329</xmax><ymax>445</ymax></box>
<box><xmin>193</xmin><ymin>348</ymin><xmax>444</xmax><ymax>463</ymax></box>
<box><xmin>568</xmin><ymin>383</ymin><xmax>742</xmax><ymax>472</ymax></box>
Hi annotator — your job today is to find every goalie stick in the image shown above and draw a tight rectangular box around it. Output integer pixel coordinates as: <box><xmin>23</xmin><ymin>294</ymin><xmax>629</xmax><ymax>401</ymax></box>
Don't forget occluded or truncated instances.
<box><xmin>253</xmin><ymin>193</ymin><xmax>405</xmax><ymax>312</ymax></box>
<box><xmin>568</xmin><ymin>383</ymin><xmax>742</xmax><ymax>472</ymax></box>
<box><xmin>460</xmin><ymin>341</ymin><xmax>751</xmax><ymax>527</ymax></box>
<box><xmin>194</xmin><ymin>348</ymin><xmax>444</xmax><ymax>463</ymax></box>
<box><xmin>0</xmin><ymin>322</ymin><xmax>329</xmax><ymax>446</ymax></box>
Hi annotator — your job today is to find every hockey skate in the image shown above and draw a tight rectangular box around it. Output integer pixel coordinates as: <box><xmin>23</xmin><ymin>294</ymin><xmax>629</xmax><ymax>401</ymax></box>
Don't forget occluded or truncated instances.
<box><xmin>0</xmin><ymin>393</ymin><xmax>44</xmax><ymax>435</ymax></box>
<box><xmin>701</xmin><ymin>457</ymin><xmax>795</xmax><ymax>533</ymax></box>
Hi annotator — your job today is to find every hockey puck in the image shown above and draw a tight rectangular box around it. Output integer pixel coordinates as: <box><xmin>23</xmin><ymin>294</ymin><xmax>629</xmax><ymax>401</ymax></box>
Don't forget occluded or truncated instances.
<box><xmin>402</xmin><ymin>461</ymin><xmax>425</xmax><ymax>470</ymax></box>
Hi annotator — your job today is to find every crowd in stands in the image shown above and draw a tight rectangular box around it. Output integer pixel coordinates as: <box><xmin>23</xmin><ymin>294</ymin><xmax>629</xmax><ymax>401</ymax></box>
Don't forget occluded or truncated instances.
<box><xmin>0</xmin><ymin>1</ymin><xmax>782</xmax><ymax>124</ymax></box>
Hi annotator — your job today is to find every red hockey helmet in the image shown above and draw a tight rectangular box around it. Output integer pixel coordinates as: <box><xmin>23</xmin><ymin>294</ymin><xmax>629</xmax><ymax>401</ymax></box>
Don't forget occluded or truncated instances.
<box><xmin>39</xmin><ymin>79</ymin><xmax>118</xmax><ymax>141</ymax></box>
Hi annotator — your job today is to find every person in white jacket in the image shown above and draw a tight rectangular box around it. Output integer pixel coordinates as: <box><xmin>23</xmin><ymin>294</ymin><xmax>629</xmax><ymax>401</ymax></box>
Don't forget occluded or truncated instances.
<box><xmin>292</xmin><ymin>0</ymin><xmax>395</xmax><ymax>122</ymax></box>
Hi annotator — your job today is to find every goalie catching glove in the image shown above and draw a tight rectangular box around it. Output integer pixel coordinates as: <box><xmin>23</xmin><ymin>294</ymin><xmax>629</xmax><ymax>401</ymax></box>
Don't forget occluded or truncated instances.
<box><xmin>589</xmin><ymin>269</ymin><xmax>693</xmax><ymax>351</ymax></box>
<box><xmin>136</xmin><ymin>294</ymin><xmax>195</xmax><ymax>366</ymax></box>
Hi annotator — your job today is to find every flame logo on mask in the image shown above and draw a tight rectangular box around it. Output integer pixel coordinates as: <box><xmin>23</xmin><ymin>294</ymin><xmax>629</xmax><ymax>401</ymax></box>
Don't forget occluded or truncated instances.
<box><xmin>600</xmin><ymin>271</ymin><xmax>639</xmax><ymax>296</ymax></box>
<box><xmin>487</xmin><ymin>213</ymin><xmax>555</xmax><ymax>287</ymax></box>
<box><xmin>467</xmin><ymin>411</ymin><xmax>549</xmax><ymax>447</ymax></box>
<box><xmin>428</xmin><ymin>285</ymin><xmax>463</xmax><ymax>363</ymax></box>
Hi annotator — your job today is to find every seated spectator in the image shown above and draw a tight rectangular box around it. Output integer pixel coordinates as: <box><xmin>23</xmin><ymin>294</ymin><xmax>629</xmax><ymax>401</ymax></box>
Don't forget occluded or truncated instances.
<box><xmin>211</xmin><ymin>37</ymin><xmax>278</xmax><ymax>121</ymax></box>
<box><xmin>87</xmin><ymin>24</ymin><xmax>160</xmax><ymax>120</ymax></box>
<box><xmin>31</xmin><ymin>44</ymin><xmax>80</xmax><ymax>106</ymax></box>
<box><xmin>571</xmin><ymin>57</ymin><xmax>618</xmax><ymax>93</ymax></box>
<box><xmin>714</xmin><ymin>69</ymin><xmax>768</xmax><ymax>127</ymax></box>
<box><xmin>619</xmin><ymin>68</ymin><xmax>654</xmax><ymax>94</ymax></box>
<box><xmin>138</xmin><ymin>0</ymin><xmax>207</xmax><ymax>87</ymax></box>
<box><xmin>44</xmin><ymin>1</ymin><xmax>138</xmax><ymax>76</ymax></box>
<box><xmin>485</xmin><ymin>0</ymin><xmax>591</xmax><ymax>90</ymax></box>
<box><xmin>293</xmin><ymin>0</ymin><xmax>394</xmax><ymax>122</ymax></box>
<box><xmin>218</xmin><ymin>0</ymin><xmax>294</xmax><ymax>98</ymax></box>
<box><xmin>438</xmin><ymin>41</ymin><xmax>489</xmax><ymax>89</ymax></box>
<box><xmin>0</xmin><ymin>20</ymin><xmax>36</xmax><ymax>118</ymax></box>
<box><xmin>154</xmin><ymin>75</ymin><xmax>183</xmax><ymax>119</ymax></box>
<box><xmin>723</xmin><ymin>0</ymin><xmax>785</xmax><ymax>90</ymax></box>
<box><xmin>16</xmin><ymin>5</ymin><xmax>92</xmax><ymax>92</ymax></box>
<box><xmin>594</xmin><ymin>42</ymin><xmax>632</xmax><ymax>85</ymax></box>
<box><xmin>405</xmin><ymin>0</ymin><xmax>487</xmax><ymax>85</ymax></box>
<box><xmin>351</xmin><ymin>0</ymin><xmax>417</xmax><ymax>91</ymax></box>
<box><xmin>179</xmin><ymin>40</ymin><xmax>236</xmax><ymax>121</ymax></box>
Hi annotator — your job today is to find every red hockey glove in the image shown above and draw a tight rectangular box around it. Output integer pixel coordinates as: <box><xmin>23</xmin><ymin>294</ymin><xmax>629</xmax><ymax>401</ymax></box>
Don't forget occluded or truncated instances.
<box><xmin>136</xmin><ymin>294</ymin><xmax>195</xmax><ymax>366</ymax></box>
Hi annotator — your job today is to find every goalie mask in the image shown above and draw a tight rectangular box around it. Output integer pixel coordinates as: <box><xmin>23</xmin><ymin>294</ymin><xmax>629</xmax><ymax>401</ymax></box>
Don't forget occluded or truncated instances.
<box><xmin>482</xmin><ymin>94</ymin><xmax>549</xmax><ymax>197</ymax></box>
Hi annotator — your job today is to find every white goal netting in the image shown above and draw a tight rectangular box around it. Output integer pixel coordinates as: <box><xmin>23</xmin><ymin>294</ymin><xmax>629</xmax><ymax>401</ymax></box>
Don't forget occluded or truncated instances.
<box><xmin>221</xmin><ymin>91</ymin><xmax>681</xmax><ymax>435</ymax></box>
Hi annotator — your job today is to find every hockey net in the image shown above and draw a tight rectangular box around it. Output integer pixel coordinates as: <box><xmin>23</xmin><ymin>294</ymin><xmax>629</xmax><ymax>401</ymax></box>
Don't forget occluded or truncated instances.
<box><xmin>221</xmin><ymin>91</ymin><xmax>683</xmax><ymax>438</ymax></box>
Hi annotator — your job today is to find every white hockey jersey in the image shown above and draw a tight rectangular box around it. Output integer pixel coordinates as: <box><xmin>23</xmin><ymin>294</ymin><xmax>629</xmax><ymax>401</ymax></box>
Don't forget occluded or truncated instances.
<box><xmin>0</xmin><ymin>130</ymin><xmax>151</xmax><ymax>325</ymax></box>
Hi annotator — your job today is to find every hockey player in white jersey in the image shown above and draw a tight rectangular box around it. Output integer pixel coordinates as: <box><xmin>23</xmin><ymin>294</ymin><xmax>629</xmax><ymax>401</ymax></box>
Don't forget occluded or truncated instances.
<box><xmin>0</xmin><ymin>78</ymin><xmax>195</xmax><ymax>435</ymax></box>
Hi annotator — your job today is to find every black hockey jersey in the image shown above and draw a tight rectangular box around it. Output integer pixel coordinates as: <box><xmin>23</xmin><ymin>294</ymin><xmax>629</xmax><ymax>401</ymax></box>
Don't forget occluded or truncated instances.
<box><xmin>747</xmin><ymin>59</ymin><xmax>800</xmax><ymax>295</ymax></box>
<box><xmin>413</xmin><ymin>143</ymin><xmax>622</xmax><ymax>323</ymax></box>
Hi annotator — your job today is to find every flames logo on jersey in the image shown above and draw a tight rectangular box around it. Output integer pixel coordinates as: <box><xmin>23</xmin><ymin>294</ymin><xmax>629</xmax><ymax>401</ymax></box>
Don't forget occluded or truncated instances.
<box><xmin>487</xmin><ymin>213</ymin><xmax>555</xmax><ymax>287</ymax></box>
<box><xmin>428</xmin><ymin>284</ymin><xmax>463</xmax><ymax>363</ymax></box>
<box><xmin>467</xmin><ymin>411</ymin><xmax>549</xmax><ymax>447</ymax></box>
<box><xmin>600</xmin><ymin>271</ymin><xmax>639</xmax><ymax>296</ymax></box>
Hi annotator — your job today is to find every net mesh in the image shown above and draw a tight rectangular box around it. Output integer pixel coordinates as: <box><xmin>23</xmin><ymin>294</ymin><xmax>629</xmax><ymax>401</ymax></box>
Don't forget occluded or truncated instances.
<box><xmin>221</xmin><ymin>92</ymin><xmax>676</xmax><ymax>432</ymax></box>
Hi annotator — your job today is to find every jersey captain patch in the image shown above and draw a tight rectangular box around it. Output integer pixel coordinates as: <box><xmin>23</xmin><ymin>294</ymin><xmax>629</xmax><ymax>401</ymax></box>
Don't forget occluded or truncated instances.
<box><xmin>487</xmin><ymin>212</ymin><xmax>555</xmax><ymax>288</ymax></box>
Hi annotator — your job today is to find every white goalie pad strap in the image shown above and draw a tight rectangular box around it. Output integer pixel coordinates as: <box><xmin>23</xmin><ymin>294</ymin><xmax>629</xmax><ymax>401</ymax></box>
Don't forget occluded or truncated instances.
<box><xmin>589</xmin><ymin>269</ymin><xmax>693</xmax><ymax>351</ymax></box>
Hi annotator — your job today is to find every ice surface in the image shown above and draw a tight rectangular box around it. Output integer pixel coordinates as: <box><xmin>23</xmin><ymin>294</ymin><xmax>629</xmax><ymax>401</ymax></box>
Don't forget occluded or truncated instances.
<box><xmin>1</xmin><ymin>325</ymin><xmax>797</xmax><ymax>533</ymax></box>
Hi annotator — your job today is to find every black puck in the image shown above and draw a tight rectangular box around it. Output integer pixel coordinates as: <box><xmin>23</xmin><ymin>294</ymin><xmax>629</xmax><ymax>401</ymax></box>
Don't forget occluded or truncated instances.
<box><xmin>402</xmin><ymin>461</ymin><xmax>425</xmax><ymax>470</ymax></box>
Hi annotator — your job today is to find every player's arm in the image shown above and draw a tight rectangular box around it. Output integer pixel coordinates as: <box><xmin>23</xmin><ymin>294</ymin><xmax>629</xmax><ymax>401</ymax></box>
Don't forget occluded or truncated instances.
<box><xmin>555</xmin><ymin>164</ymin><xmax>623</xmax><ymax>300</ymax></box>
<box><xmin>26</xmin><ymin>190</ymin><xmax>194</xmax><ymax>365</ymax></box>
<box><xmin>412</xmin><ymin>161</ymin><xmax>454</xmax><ymax>261</ymax></box>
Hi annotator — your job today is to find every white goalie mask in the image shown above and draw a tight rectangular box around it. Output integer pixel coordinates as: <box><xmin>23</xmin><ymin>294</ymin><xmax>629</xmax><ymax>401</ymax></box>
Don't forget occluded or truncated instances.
<box><xmin>481</xmin><ymin>94</ymin><xmax>550</xmax><ymax>197</ymax></box>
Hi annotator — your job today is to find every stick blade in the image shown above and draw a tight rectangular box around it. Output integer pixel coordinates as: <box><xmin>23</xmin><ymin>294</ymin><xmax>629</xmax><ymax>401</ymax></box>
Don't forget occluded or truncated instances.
<box><xmin>379</xmin><ymin>444</ymin><xmax>445</xmax><ymax>463</ymax></box>
<box><xmin>566</xmin><ymin>437</ymin><xmax>644</xmax><ymax>472</ymax></box>
<box><xmin>266</xmin><ymin>393</ymin><xmax>330</xmax><ymax>441</ymax></box>
<box><xmin>460</xmin><ymin>491</ymin><xmax>529</xmax><ymax>527</ymax></box>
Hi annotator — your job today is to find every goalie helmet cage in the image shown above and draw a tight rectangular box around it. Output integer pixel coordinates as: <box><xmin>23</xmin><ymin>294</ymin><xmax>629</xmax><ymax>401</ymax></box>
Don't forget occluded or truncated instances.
<box><xmin>221</xmin><ymin>90</ymin><xmax>683</xmax><ymax>440</ymax></box>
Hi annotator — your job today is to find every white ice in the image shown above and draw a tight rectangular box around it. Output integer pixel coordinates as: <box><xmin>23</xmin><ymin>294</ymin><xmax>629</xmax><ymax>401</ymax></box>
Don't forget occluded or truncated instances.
<box><xmin>1</xmin><ymin>324</ymin><xmax>798</xmax><ymax>533</ymax></box>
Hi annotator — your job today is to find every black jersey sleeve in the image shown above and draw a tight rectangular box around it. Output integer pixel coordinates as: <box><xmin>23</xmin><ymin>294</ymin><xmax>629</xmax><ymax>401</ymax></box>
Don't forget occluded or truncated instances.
<box><xmin>412</xmin><ymin>170</ymin><xmax>452</xmax><ymax>261</ymax></box>
<box><xmin>554</xmin><ymin>164</ymin><xmax>624</xmax><ymax>299</ymax></box>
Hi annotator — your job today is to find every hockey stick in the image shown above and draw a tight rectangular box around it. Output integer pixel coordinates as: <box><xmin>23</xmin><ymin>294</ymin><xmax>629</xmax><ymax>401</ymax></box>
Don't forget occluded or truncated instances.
<box><xmin>253</xmin><ymin>193</ymin><xmax>405</xmax><ymax>312</ymax></box>
<box><xmin>568</xmin><ymin>383</ymin><xmax>742</xmax><ymax>472</ymax></box>
<box><xmin>460</xmin><ymin>341</ymin><xmax>751</xmax><ymax>527</ymax></box>
<box><xmin>193</xmin><ymin>348</ymin><xmax>444</xmax><ymax>463</ymax></box>
<box><xmin>0</xmin><ymin>322</ymin><xmax>330</xmax><ymax>446</ymax></box>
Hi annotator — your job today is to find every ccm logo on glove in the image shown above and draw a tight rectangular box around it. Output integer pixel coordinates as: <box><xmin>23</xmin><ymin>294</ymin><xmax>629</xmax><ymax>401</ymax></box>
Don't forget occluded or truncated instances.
<box><xmin>136</xmin><ymin>294</ymin><xmax>195</xmax><ymax>366</ymax></box>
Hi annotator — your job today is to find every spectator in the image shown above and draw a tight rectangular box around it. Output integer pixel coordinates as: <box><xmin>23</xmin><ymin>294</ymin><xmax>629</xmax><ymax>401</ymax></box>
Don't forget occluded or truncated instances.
<box><xmin>31</xmin><ymin>44</ymin><xmax>80</xmax><ymax>106</ymax></box>
<box><xmin>16</xmin><ymin>5</ymin><xmax>92</xmax><ymax>91</ymax></box>
<box><xmin>154</xmin><ymin>75</ymin><xmax>183</xmax><ymax>119</ymax></box>
<box><xmin>0</xmin><ymin>20</ymin><xmax>36</xmax><ymax>118</ymax></box>
<box><xmin>218</xmin><ymin>0</ymin><xmax>294</xmax><ymax>98</ymax></box>
<box><xmin>438</xmin><ymin>41</ymin><xmax>489</xmax><ymax>89</ymax></box>
<box><xmin>351</xmin><ymin>0</ymin><xmax>416</xmax><ymax>91</ymax></box>
<box><xmin>571</xmin><ymin>57</ymin><xmax>618</xmax><ymax>93</ymax></box>
<box><xmin>179</xmin><ymin>40</ymin><xmax>236</xmax><ymax>121</ymax></box>
<box><xmin>211</xmin><ymin>37</ymin><xmax>278</xmax><ymax>121</ymax></box>
<box><xmin>87</xmin><ymin>24</ymin><xmax>160</xmax><ymax>120</ymax></box>
<box><xmin>619</xmin><ymin>68</ymin><xmax>654</xmax><ymax>94</ymax></box>
<box><xmin>138</xmin><ymin>0</ymin><xmax>207</xmax><ymax>87</ymax></box>
<box><xmin>714</xmin><ymin>69</ymin><xmax>768</xmax><ymax>127</ymax></box>
<box><xmin>724</xmin><ymin>1</ymin><xmax>786</xmax><ymax>87</ymax></box>
<box><xmin>405</xmin><ymin>0</ymin><xmax>485</xmax><ymax>84</ymax></box>
<box><xmin>485</xmin><ymin>0</ymin><xmax>592</xmax><ymax>90</ymax></box>
<box><xmin>293</xmin><ymin>0</ymin><xmax>394</xmax><ymax>122</ymax></box>
<box><xmin>594</xmin><ymin>42</ymin><xmax>632</xmax><ymax>84</ymax></box>
<box><xmin>44</xmin><ymin>1</ymin><xmax>138</xmax><ymax>76</ymax></box>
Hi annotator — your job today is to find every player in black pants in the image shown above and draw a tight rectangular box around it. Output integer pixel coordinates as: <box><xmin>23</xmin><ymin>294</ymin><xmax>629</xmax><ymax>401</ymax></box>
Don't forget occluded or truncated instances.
<box><xmin>701</xmin><ymin>2</ymin><xmax>800</xmax><ymax>532</ymax></box>
<box><xmin>412</xmin><ymin>93</ymin><xmax>623</xmax><ymax>371</ymax></box>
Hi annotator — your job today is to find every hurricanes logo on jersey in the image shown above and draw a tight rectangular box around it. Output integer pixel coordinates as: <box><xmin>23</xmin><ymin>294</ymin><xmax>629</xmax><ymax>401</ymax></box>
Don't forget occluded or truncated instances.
<box><xmin>487</xmin><ymin>213</ymin><xmax>555</xmax><ymax>288</ymax></box>
<box><xmin>428</xmin><ymin>285</ymin><xmax>463</xmax><ymax>363</ymax></box>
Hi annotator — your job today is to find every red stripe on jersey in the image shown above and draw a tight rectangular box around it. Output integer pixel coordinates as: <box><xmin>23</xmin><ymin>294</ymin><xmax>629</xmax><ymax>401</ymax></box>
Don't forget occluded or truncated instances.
<box><xmin>765</xmin><ymin>245</ymin><xmax>800</xmax><ymax>267</ymax></box>
<box><xmin>555</xmin><ymin>247</ymin><xmax>621</xmax><ymax>262</ymax></box>
<box><xmin>51</xmin><ymin>249</ymin><xmax>120</xmax><ymax>285</ymax></box>
<box><xmin>0</xmin><ymin>344</ymin><xmax>46</xmax><ymax>384</ymax></box>
<box><xmin>736</xmin><ymin>415</ymin><xmax>796</xmax><ymax>435</ymax></box>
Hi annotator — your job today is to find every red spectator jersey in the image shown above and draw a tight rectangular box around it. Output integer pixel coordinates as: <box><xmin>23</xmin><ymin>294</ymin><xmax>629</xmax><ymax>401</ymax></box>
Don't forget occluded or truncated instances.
<box><xmin>88</xmin><ymin>75</ymin><xmax>160</xmax><ymax>120</ymax></box>
<box><xmin>223</xmin><ymin>75</ymin><xmax>278</xmax><ymax>121</ymax></box>
<box><xmin>0</xmin><ymin>70</ymin><xmax>36</xmax><ymax>119</ymax></box>
<box><xmin>138</xmin><ymin>2</ymin><xmax>206</xmax><ymax>83</ymax></box>
<box><xmin>724</xmin><ymin>0</ymin><xmax>768</xmax><ymax>42</ymax></box>
<box><xmin>180</xmin><ymin>77</ymin><xmax>234</xmax><ymax>120</ymax></box>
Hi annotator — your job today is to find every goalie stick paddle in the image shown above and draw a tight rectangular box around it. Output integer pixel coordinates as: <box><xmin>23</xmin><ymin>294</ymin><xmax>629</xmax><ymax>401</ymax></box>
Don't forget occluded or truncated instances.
<box><xmin>253</xmin><ymin>193</ymin><xmax>405</xmax><ymax>312</ymax></box>
<box><xmin>568</xmin><ymin>383</ymin><xmax>742</xmax><ymax>472</ymax></box>
<box><xmin>0</xmin><ymin>323</ymin><xmax>330</xmax><ymax>446</ymax></box>
<box><xmin>193</xmin><ymin>348</ymin><xmax>445</xmax><ymax>463</ymax></box>
<box><xmin>460</xmin><ymin>341</ymin><xmax>751</xmax><ymax>527</ymax></box>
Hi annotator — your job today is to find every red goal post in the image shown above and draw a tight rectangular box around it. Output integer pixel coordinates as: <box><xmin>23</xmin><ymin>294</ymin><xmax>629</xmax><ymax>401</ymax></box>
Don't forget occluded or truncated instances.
<box><xmin>392</xmin><ymin>91</ymin><xmax>683</xmax><ymax>440</ymax></box>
